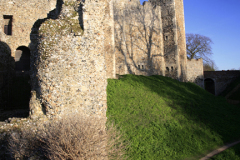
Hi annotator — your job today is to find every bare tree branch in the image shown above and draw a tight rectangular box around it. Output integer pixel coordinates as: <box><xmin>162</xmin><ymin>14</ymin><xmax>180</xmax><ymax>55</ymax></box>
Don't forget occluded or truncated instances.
<box><xmin>186</xmin><ymin>33</ymin><xmax>213</xmax><ymax>62</ymax></box>
<box><xmin>186</xmin><ymin>33</ymin><xmax>217</xmax><ymax>70</ymax></box>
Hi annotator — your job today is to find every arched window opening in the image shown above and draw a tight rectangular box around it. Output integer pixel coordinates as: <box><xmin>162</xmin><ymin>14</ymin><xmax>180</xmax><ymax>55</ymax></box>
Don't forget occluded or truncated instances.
<box><xmin>166</xmin><ymin>67</ymin><xmax>169</xmax><ymax>72</ymax></box>
<box><xmin>15</xmin><ymin>46</ymin><xmax>30</xmax><ymax>72</ymax></box>
<box><xmin>204</xmin><ymin>78</ymin><xmax>215</xmax><ymax>95</ymax></box>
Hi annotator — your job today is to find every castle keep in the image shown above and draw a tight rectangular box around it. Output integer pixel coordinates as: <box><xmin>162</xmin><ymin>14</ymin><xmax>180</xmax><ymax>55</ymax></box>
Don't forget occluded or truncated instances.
<box><xmin>0</xmin><ymin>0</ymin><xmax>204</xmax><ymax>119</ymax></box>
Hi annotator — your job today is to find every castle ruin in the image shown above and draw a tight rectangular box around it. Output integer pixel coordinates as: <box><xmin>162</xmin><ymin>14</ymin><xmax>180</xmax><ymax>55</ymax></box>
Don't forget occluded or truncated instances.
<box><xmin>0</xmin><ymin>0</ymin><xmax>204</xmax><ymax>120</ymax></box>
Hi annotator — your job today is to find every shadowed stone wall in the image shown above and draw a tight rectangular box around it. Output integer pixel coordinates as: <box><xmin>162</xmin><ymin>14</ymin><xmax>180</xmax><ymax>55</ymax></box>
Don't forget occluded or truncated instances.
<box><xmin>0</xmin><ymin>41</ymin><xmax>14</xmax><ymax>109</ymax></box>
<box><xmin>204</xmin><ymin>71</ymin><xmax>240</xmax><ymax>95</ymax></box>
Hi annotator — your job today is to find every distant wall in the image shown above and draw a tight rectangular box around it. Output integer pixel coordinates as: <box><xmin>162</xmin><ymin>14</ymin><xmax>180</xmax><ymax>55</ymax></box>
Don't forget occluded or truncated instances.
<box><xmin>0</xmin><ymin>0</ymin><xmax>56</xmax><ymax>59</ymax></box>
<box><xmin>186</xmin><ymin>58</ymin><xmax>204</xmax><ymax>88</ymax></box>
<box><xmin>113</xmin><ymin>0</ymin><xmax>164</xmax><ymax>77</ymax></box>
<box><xmin>204</xmin><ymin>71</ymin><xmax>240</xmax><ymax>95</ymax></box>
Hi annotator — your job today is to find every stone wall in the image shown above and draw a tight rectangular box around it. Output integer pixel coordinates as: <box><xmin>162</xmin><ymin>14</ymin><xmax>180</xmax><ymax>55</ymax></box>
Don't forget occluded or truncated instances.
<box><xmin>187</xmin><ymin>58</ymin><xmax>204</xmax><ymax>88</ymax></box>
<box><xmin>204</xmin><ymin>71</ymin><xmax>240</xmax><ymax>95</ymax></box>
<box><xmin>29</xmin><ymin>0</ymin><xmax>109</xmax><ymax>120</ymax></box>
<box><xmin>0</xmin><ymin>0</ymin><xmax>56</xmax><ymax>59</ymax></box>
<box><xmin>113</xmin><ymin>0</ymin><xmax>164</xmax><ymax>77</ymax></box>
<box><xmin>1</xmin><ymin>0</ymin><xmax>203</xmax><ymax>121</ymax></box>
<box><xmin>175</xmin><ymin>0</ymin><xmax>187</xmax><ymax>81</ymax></box>
<box><xmin>104</xmin><ymin>0</ymin><xmax>116</xmax><ymax>79</ymax></box>
<box><xmin>146</xmin><ymin>0</ymin><xmax>188</xmax><ymax>81</ymax></box>
<box><xmin>0</xmin><ymin>41</ymin><xmax>14</xmax><ymax>109</ymax></box>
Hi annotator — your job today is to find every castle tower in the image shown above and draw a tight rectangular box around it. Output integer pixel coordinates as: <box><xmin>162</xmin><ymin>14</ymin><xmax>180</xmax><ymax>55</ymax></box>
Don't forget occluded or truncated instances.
<box><xmin>29</xmin><ymin>0</ymin><xmax>111</xmax><ymax>121</ymax></box>
<box><xmin>112</xmin><ymin>0</ymin><xmax>165</xmax><ymax>77</ymax></box>
<box><xmin>149</xmin><ymin>0</ymin><xmax>187</xmax><ymax>81</ymax></box>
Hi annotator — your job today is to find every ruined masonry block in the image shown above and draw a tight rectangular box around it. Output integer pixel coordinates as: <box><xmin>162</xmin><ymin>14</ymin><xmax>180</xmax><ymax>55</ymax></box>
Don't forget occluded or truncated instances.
<box><xmin>29</xmin><ymin>0</ymin><xmax>109</xmax><ymax>120</ymax></box>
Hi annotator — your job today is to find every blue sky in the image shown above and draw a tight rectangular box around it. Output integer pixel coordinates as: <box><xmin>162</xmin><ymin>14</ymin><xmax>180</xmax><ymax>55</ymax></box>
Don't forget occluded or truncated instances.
<box><xmin>140</xmin><ymin>0</ymin><xmax>240</xmax><ymax>70</ymax></box>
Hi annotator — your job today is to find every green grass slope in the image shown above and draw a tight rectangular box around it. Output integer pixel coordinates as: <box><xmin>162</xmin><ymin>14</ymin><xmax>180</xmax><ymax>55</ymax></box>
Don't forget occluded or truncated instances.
<box><xmin>106</xmin><ymin>74</ymin><xmax>240</xmax><ymax>160</ymax></box>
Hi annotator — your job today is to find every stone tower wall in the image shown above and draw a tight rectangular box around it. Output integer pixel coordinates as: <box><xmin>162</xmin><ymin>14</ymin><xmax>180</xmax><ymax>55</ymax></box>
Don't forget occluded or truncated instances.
<box><xmin>149</xmin><ymin>0</ymin><xmax>179</xmax><ymax>79</ymax></box>
<box><xmin>29</xmin><ymin>0</ymin><xmax>109</xmax><ymax>120</ymax></box>
<box><xmin>104</xmin><ymin>0</ymin><xmax>116</xmax><ymax>79</ymax></box>
<box><xmin>113</xmin><ymin>0</ymin><xmax>164</xmax><ymax>77</ymax></box>
<box><xmin>175</xmin><ymin>0</ymin><xmax>187</xmax><ymax>81</ymax></box>
<box><xmin>148</xmin><ymin>0</ymin><xmax>189</xmax><ymax>80</ymax></box>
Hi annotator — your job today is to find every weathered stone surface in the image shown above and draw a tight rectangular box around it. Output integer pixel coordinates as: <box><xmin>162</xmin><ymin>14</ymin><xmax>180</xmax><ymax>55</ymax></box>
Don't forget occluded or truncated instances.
<box><xmin>187</xmin><ymin>58</ymin><xmax>204</xmax><ymax>88</ymax></box>
<box><xmin>0</xmin><ymin>0</ymin><xmax>56</xmax><ymax>58</ymax></box>
<box><xmin>204</xmin><ymin>71</ymin><xmax>240</xmax><ymax>95</ymax></box>
<box><xmin>149</xmin><ymin>0</ymin><xmax>187</xmax><ymax>81</ymax></box>
<box><xmin>30</xmin><ymin>0</ymin><xmax>108</xmax><ymax>120</ymax></box>
<box><xmin>0</xmin><ymin>0</ymin><xmax>204</xmax><ymax>120</ymax></box>
<box><xmin>113</xmin><ymin>0</ymin><xmax>165</xmax><ymax>77</ymax></box>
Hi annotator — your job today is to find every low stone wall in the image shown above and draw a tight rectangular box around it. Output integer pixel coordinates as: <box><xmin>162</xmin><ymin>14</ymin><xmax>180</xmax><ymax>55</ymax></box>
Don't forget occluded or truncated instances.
<box><xmin>186</xmin><ymin>58</ymin><xmax>204</xmax><ymax>88</ymax></box>
<box><xmin>204</xmin><ymin>71</ymin><xmax>240</xmax><ymax>95</ymax></box>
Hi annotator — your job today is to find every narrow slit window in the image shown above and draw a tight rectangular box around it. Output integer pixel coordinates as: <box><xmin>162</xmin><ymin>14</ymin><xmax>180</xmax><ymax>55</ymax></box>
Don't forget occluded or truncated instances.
<box><xmin>165</xmin><ymin>36</ymin><xmax>168</xmax><ymax>41</ymax></box>
<box><xmin>138</xmin><ymin>65</ymin><xmax>140</xmax><ymax>69</ymax></box>
<box><xmin>3</xmin><ymin>15</ymin><xmax>13</xmax><ymax>35</ymax></box>
<box><xmin>171</xmin><ymin>66</ymin><xmax>173</xmax><ymax>71</ymax></box>
<box><xmin>142</xmin><ymin>65</ymin><xmax>144</xmax><ymax>69</ymax></box>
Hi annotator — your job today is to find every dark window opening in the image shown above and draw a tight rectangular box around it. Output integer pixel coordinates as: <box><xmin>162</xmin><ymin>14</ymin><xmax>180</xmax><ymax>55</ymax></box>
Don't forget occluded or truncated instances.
<box><xmin>15</xmin><ymin>46</ymin><xmax>30</xmax><ymax>71</ymax></box>
<box><xmin>3</xmin><ymin>15</ymin><xmax>13</xmax><ymax>35</ymax></box>
<box><xmin>165</xmin><ymin>36</ymin><xmax>168</xmax><ymax>41</ymax></box>
<box><xmin>142</xmin><ymin>65</ymin><xmax>144</xmax><ymax>69</ymax></box>
<box><xmin>204</xmin><ymin>78</ymin><xmax>215</xmax><ymax>95</ymax></box>
<box><xmin>138</xmin><ymin>65</ymin><xmax>140</xmax><ymax>69</ymax></box>
<box><xmin>171</xmin><ymin>66</ymin><xmax>173</xmax><ymax>71</ymax></box>
<box><xmin>166</xmin><ymin>67</ymin><xmax>169</xmax><ymax>71</ymax></box>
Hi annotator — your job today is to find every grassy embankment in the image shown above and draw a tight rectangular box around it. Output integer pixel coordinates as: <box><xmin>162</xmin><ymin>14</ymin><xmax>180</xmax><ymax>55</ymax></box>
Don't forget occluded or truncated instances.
<box><xmin>106</xmin><ymin>74</ymin><xmax>240</xmax><ymax>159</ymax></box>
<box><xmin>208</xmin><ymin>76</ymin><xmax>240</xmax><ymax>160</ymax></box>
